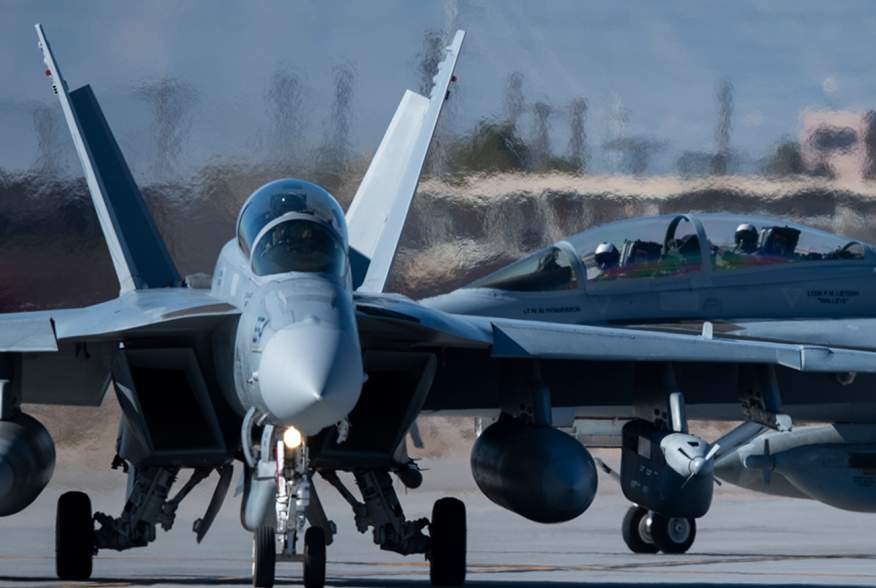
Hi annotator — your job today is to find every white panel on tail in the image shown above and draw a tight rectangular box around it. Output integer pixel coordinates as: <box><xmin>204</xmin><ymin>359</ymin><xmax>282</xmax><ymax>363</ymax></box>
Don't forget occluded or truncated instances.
<box><xmin>346</xmin><ymin>30</ymin><xmax>465</xmax><ymax>293</ymax></box>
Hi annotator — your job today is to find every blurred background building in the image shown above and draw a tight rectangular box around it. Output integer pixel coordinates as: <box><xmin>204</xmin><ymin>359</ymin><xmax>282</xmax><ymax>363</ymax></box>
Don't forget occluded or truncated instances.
<box><xmin>800</xmin><ymin>110</ymin><xmax>876</xmax><ymax>183</ymax></box>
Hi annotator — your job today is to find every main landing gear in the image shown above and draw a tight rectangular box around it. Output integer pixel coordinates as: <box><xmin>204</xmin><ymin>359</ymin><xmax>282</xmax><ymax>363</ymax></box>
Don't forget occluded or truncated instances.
<box><xmin>322</xmin><ymin>468</ymin><xmax>467</xmax><ymax>587</ymax></box>
<box><xmin>429</xmin><ymin>497</ymin><xmax>466</xmax><ymax>586</ymax></box>
<box><xmin>55</xmin><ymin>491</ymin><xmax>95</xmax><ymax>580</ymax></box>
<box><xmin>54</xmin><ymin>462</ymin><xmax>233</xmax><ymax>582</ymax></box>
<box><xmin>621</xmin><ymin>505</ymin><xmax>696</xmax><ymax>554</ymax></box>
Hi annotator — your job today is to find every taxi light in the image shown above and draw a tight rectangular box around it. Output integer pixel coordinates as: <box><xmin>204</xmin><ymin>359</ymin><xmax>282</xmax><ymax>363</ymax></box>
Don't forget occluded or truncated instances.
<box><xmin>283</xmin><ymin>426</ymin><xmax>303</xmax><ymax>449</ymax></box>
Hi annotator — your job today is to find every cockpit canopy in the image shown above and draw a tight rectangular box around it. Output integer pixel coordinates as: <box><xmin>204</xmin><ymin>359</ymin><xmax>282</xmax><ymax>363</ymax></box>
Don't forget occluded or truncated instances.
<box><xmin>237</xmin><ymin>179</ymin><xmax>347</xmax><ymax>277</ymax></box>
<box><xmin>466</xmin><ymin>213</ymin><xmax>872</xmax><ymax>292</ymax></box>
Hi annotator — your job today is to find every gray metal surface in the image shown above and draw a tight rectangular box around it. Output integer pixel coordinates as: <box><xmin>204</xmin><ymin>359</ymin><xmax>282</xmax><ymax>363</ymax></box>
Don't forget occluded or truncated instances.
<box><xmin>489</xmin><ymin>318</ymin><xmax>876</xmax><ymax>372</ymax></box>
<box><xmin>0</xmin><ymin>316</ymin><xmax>56</xmax><ymax>352</ymax></box>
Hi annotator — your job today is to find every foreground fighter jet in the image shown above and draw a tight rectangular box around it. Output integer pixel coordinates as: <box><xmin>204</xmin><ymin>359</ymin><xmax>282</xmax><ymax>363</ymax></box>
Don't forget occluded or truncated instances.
<box><xmin>4</xmin><ymin>24</ymin><xmax>876</xmax><ymax>588</ymax></box>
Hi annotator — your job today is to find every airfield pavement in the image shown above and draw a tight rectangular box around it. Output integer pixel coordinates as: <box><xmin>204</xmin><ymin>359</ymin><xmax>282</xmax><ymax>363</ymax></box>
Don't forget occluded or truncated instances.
<box><xmin>0</xmin><ymin>453</ymin><xmax>875</xmax><ymax>588</ymax></box>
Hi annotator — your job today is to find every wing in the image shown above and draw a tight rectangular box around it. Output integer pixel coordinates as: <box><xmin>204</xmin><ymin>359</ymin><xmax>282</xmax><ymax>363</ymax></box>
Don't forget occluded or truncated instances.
<box><xmin>49</xmin><ymin>289</ymin><xmax>238</xmax><ymax>341</ymax></box>
<box><xmin>488</xmin><ymin>319</ymin><xmax>876</xmax><ymax>373</ymax></box>
<box><xmin>355</xmin><ymin>296</ymin><xmax>876</xmax><ymax>373</ymax></box>
<box><xmin>0</xmin><ymin>289</ymin><xmax>239</xmax><ymax>406</ymax></box>
<box><xmin>346</xmin><ymin>30</ymin><xmax>464</xmax><ymax>292</ymax></box>
<box><xmin>623</xmin><ymin>318</ymin><xmax>876</xmax><ymax>351</ymax></box>
<box><xmin>36</xmin><ymin>24</ymin><xmax>180</xmax><ymax>293</ymax></box>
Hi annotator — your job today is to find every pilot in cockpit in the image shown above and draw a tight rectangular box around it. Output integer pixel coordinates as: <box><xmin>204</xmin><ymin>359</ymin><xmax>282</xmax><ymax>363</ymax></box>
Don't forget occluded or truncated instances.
<box><xmin>716</xmin><ymin>223</ymin><xmax>758</xmax><ymax>269</ymax></box>
<box><xmin>733</xmin><ymin>224</ymin><xmax>758</xmax><ymax>254</ymax></box>
<box><xmin>594</xmin><ymin>242</ymin><xmax>620</xmax><ymax>271</ymax></box>
<box><xmin>538</xmin><ymin>249</ymin><xmax>563</xmax><ymax>273</ymax></box>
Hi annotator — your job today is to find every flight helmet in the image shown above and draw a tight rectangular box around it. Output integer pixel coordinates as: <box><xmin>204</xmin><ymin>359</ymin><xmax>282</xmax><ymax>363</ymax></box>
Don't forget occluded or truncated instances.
<box><xmin>734</xmin><ymin>223</ymin><xmax>758</xmax><ymax>253</ymax></box>
<box><xmin>594</xmin><ymin>242</ymin><xmax>620</xmax><ymax>270</ymax></box>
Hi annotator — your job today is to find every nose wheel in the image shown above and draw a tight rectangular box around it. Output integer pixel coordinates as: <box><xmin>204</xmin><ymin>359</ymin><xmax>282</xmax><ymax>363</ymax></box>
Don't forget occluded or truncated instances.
<box><xmin>252</xmin><ymin>526</ymin><xmax>276</xmax><ymax>588</ymax></box>
<box><xmin>650</xmin><ymin>513</ymin><xmax>696</xmax><ymax>554</ymax></box>
<box><xmin>252</xmin><ymin>525</ymin><xmax>328</xmax><ymax>588</ymax></box>
<box><xmin>622</xmin><ymin>506</ymin><xmax>696</xmax><ymax>554</ymax></box>
<box><xmin>621</xmin><ymin>505</ymin><xmax>659</xmax><ymax>554</ymax></box>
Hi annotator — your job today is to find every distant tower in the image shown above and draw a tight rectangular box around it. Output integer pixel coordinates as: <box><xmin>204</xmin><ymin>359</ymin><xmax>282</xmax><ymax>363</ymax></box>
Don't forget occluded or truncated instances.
<box><xmin>267</xmin><ymin>69</ymin><xmax>303</xmax><ymax>166</ymax></box>
<box><xmin>315</xmin><ymin>63</ymin><xmax>356</xmax><ymax>191</ymax></box>
<box><xmin>865</xmin><ymin>110</ymin><xmax>876</xmax><ymax>179</ymax></box>
<box><xmin>504</xmin><ymin>72</ymin><xmax>525</xmax><ymax>130</ymax></box>
<box><xmin>608</xmin><ymin>95</ymin><xmax>631</xmax><ymax>173</ymax></box>
<box><xmin>531</xmin><ymin>101</ymin><xmax>552</xmax><ymax>171</ymax></box>
<box><xmin>418</xmin><ymin>30</ymin><xmax>445</xmax><ymax>95</ymax></box>
<box><xmin>713</xmin><ymin>80</ymin><xmax>733</xmax><ymax>175</ymax></box>
<box><xmin>134</xmin><ymin>78</ymin><xmax>198</xmax><ymax>181</ymax></box>
<box><xmin>568</xmin><ymin>97</ymin><xmax>588</xmax><ymax>173</ymax></box>
<box><xmin>418</xmin><ymin>29</ymin><xmax>451</xmax><ymax>176</ymax></box>
<box><xmin>31</xmin><ymin>104</ymin><xmax>64</xmax><ymax>175</ymax></box>
<box><xmin>331</xmin><ymin>64</ymin><xmax>355</xmax><ymax>167</ymax></box>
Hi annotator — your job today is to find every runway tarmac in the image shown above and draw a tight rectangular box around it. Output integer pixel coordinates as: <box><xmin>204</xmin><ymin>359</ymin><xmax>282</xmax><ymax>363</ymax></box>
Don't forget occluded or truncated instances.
<box><xmin>1</xmin><ymin>455</ymin><xmax>874</xmax><ymax>587</ymax></box>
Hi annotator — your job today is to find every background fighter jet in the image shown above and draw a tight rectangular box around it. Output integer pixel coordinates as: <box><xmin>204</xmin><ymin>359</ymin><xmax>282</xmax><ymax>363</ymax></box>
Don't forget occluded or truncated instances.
<box><xmin>422</xmin><ymin>213</ymin><xmax>876</xmax><ymax>553</ymax></box>
<box><xmin>4</xmin><ymin>23</ymin><xmax>876</xmax><ymax>588</ymax></box>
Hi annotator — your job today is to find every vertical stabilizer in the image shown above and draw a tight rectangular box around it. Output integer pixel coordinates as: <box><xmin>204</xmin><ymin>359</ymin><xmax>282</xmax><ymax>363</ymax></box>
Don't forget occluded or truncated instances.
<box><xmin>346</xmin><ymin>31</ymin><xmax>464</xmax><ymax>292</ymax></box>
<box><xmin>35</xmin><ymin>24</ymin><xmax>181</xmax><ymax>292</ymax></box>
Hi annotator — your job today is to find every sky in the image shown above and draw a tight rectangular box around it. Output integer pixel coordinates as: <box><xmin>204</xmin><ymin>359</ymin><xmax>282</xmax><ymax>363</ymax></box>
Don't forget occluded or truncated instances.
<box><xmin>3</xmin><ymin>1</ymin><xmax>876</xmax><ymax>177</ymax></box>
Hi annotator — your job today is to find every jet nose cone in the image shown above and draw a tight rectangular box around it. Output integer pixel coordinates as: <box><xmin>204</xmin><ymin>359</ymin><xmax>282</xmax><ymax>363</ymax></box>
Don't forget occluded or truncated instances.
<box><xmin>258</xmin><ymin>322</ymin><xmax>363</xmax><ymax>434</ymax></box>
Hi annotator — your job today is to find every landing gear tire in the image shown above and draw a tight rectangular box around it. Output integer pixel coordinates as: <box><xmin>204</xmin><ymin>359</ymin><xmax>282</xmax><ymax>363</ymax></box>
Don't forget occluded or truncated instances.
<box><xmin>621</xmin><ymin>506</ymin><xmax>659</xmax><ymax>554</ymax></box>
<box><xmin>429</xmin><ymin>497</ymin><xmax>466</xmax><ymax>586</ymax></box>
<box><xmin>252</xmin><ymin>526</ymin><xmax>276</xmax><ymax>587</ymax></box>
<box><xmin>303</xmin><ymin>526</ymin><xmax>327</xmax><ymax>588</ymax></box>
<box><xmin>56</xmin><ymin>491</ymin><xmax>94</xmax><ymax>580</ymax></box>
<box><xmin>650</xmin><ymin>513</ymin><xmax>696</xmax><ymax>554</ymax></box>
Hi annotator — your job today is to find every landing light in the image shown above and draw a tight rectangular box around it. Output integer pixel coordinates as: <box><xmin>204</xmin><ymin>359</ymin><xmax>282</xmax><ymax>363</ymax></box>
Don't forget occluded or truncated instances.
<box><xmin>283</xmin><ymin>426</ymin><xmax>303</xmax><ymax>449</ymax></box>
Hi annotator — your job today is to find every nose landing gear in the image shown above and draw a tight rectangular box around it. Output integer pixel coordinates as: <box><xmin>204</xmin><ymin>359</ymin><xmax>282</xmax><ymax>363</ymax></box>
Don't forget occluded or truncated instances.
<box><xmin>650</xmin><ymin>512</ymin><xmax>696</xmax><ymax>554</ymax></box>
<box><xmin>621</xmin><ymin>505</ymin><xmax>659</xmax><ymax>554</ymax></box>
<box><xmin>252</xmin><ymin>523</ymin><xmax>327</xmax><ymax>588</ymax></box>
<box><xmin>251</xmin><ymin>434</ymin><xmax>332</xmax><ymax>588</ymax></box>
<box><xmin>621</xmin><ymin>505</ymin><xmax>696</xmax><ymax>555</ymax></box>
<box><xmin>252</xmin><ymin>526</ymin><xmax>276</xmax><ymax>588</ymax></box>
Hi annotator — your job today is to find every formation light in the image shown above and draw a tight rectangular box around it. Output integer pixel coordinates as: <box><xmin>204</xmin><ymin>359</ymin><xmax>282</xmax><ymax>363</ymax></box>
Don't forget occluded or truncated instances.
<box><xmin>283</xmin><ymin>426</ymin><xmax>303</xmax><ymax>449</ymax></box>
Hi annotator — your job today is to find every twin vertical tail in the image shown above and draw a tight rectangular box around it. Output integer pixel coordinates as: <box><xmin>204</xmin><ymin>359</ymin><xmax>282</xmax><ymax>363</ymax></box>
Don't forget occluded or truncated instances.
<box><xmin>35</xmin><ymin>24</ymin><xmax>180</xmax><ymax>293</ymax></box>
<box><xmin>36</xmin><ymin>24</ymin><xmax>465</xmax><ymax>294</ymax></box>
<box><xmin>345</xmin><ymin>30</ymin><xmax>465</xmax><ymax>292</ymax></box>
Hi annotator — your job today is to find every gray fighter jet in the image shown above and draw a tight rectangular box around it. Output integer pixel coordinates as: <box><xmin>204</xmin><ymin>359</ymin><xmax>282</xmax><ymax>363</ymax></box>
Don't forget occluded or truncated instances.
<box><xmin>423</xmin><ymin>213</ymin><xmax>876</xmax><ymax>553</ymax></box>
<box><xmin>3</xmin><ymin>24</ymin><xmax>876</xmax><ymax>588</ymax></box>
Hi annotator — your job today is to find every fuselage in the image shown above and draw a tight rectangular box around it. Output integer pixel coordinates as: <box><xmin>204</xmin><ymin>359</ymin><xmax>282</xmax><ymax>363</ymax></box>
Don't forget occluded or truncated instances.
<box><xmin>209</xmin><ymin>179</ymin><xmax>363</xmax><ymax>435</ymax></box>
<box><xmin>423</xmin><ymin>212</ymin><xmax>876</xmax><ymax>325</ymax></box>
